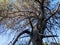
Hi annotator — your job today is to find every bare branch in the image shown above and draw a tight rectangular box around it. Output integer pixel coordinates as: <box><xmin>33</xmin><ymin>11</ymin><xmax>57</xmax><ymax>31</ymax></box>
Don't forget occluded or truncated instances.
<box><xmin>20</xmin><ymin>35</ymin><xmax>30</xmax><ymax>38</ymax></box>
<box><xmin>43</xmin><ymin>35</ymin><xmax>58</xmax><ymax>38</ymax></box>
<box><xmin>45</xmin><ymin>2</ymin><xmax>60</xmax><ymax>22</ymax></box>
<box><xmin>44</xmin><ymin>6</ymin><xmax>51</xmax><ymax>12</ymax></box>
<box><xmin>28</xmin><ymin>38</ymin><xmax>32</xmax><ymax>45</ymax></box>
<box><xmin>28</xmin><ymin>17</ymin><xmax>34</xmax><ymax>33</ymax></box>
<box><xmin>46</xmin><ymin>27</ymin><xmax>58</xmax><ymax>42</ymax></box>
<box><xmin>39</xmin><ymin>33</ymin><xmax>58</xmax><ymax>38</ymax></box>
<box><xmin>7</xmin><ymin>10</ymin><xmax>34</xmax><ymax>14</ymax></box>
<box><xmin>12</xmin><ymin>30</ymin><xmax>31</xmax><ymax>45</ymax></box>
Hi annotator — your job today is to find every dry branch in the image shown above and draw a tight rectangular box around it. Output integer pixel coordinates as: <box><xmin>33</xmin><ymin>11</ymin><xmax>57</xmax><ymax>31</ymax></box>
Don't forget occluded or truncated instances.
<box><xmin>12</xmin><ymin>30</ymin><xmax>30</xmax><ymax>45</ymax></box>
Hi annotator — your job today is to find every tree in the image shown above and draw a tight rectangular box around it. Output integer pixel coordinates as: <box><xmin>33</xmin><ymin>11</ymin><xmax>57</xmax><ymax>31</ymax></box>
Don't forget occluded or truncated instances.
<box><xmin>0</xmin><ymin>0</ymin><xmax>60</xmax><ymax>45</ymax></box>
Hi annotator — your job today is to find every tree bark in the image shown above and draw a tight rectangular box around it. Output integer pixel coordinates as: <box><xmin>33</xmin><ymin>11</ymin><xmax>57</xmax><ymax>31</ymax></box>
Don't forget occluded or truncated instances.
<box><xmin>31</xmin><ymin>37</ymin><xmax>43</xmax><ymax>45</ymax></box>
<box><xmin>30</xmin><ymin>30</ymin><xmax>43</xmax><ymax>45</ymax></box>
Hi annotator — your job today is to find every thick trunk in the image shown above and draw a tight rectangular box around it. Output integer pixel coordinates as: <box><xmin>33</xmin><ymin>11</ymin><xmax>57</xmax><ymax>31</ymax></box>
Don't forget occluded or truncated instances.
<box><xmin>31</xmin><ymin>37</ymin><xmax>43</xmax><ymax>45</ymax></box>
<box><xmin>31</xmin><ymin>30</ymin><xmax>43</xmax><ymax>45</ymax></box>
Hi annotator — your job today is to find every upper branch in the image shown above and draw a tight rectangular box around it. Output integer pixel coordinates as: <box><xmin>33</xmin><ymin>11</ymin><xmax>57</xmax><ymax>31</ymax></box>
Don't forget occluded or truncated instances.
<box><xmin>45</xmin><ymin>2</ymin><xmax>60</xmax><ymax>22</ymax></box>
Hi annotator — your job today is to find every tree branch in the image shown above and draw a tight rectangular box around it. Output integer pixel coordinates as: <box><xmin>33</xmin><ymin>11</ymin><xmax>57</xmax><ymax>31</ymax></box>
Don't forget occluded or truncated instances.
<box><xmin>43</xmin><ymin>35</ymin><xmax>58</xmax><ymax>38</ymax></box>
<box><xmin>39</xmin><ymin>33</ymin><xmax>58</xmax><ymax>38</ymax></box>
<box><xmin>12</xmin><ymin>30</ymin><xmax>31</xmax><ymax>45</ymax></box>
<box><xmin>45</xmin><ymin>2</ymin><xmax>60</xmax><ymax>22</ymax></box>
<box><xmin>28</xmin><ymin>38</ymin><xmax>32</xmax><ymax>45</ymax></box>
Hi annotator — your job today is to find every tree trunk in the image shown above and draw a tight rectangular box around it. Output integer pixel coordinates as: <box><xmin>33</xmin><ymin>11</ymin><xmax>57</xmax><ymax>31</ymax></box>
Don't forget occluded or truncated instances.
<box><xmin>31</xmin><ymin>30</ymin><xmax>43</xmax><ymax>45</ymax></box>
<box><xmin>31</xmin><ymin>37</ymin><xmax>43</xmax><ymax>45</ymax></box>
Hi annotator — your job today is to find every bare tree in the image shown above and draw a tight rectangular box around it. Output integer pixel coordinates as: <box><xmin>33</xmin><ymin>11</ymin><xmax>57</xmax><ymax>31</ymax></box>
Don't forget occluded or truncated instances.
<box><xmin>0</xmin><ymin>0</ymin><xmax>60</xmax><ymax>45</ymax></box>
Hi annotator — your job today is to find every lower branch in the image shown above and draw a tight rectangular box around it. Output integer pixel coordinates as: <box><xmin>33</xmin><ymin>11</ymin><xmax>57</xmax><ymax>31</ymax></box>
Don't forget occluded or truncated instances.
<box><xmin>12</xmin><ymin>30</ymin><xmax>31</xmax><ymax>45</ymax></box>
<box><xmin>43</xmin><ymin>35</ymin><xmax>58</xmax><ymax>38</ymax></box>
<box><xmin>28</xmin><ymin>38</ymin><xmax>32</xmax><ymax>45</ymax></box>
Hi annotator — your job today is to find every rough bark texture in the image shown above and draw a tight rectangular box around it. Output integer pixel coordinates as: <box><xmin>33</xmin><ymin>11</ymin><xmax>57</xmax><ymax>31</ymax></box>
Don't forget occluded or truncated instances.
<box><xmin>30</xmin><ymin>29</ymin><xmax>43</xmax><ymax>45</ymax></box>
<box><xmin>32</xmin><ymin>38</ymin><xmax>42</xmax><ymax>45</ymax></box>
